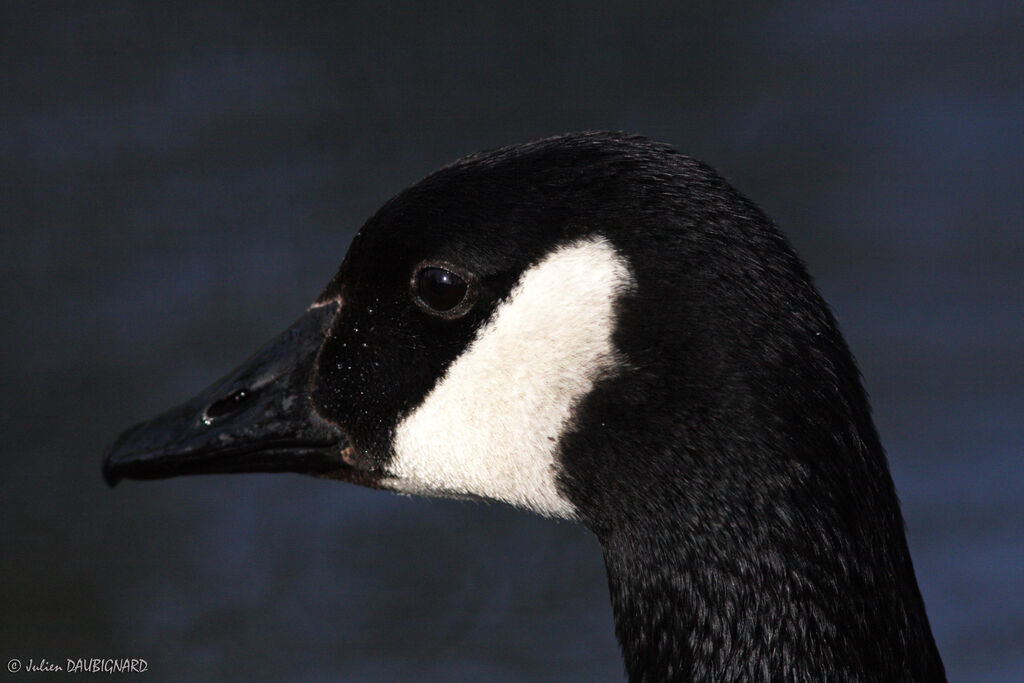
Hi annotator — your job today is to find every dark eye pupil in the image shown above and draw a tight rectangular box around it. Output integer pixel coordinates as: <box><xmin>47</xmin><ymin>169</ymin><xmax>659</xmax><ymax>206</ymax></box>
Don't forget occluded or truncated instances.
<box><xmin>417</xmin><ymin>267</ymin><xmax>468</xmax><ymax>312</ymax></box>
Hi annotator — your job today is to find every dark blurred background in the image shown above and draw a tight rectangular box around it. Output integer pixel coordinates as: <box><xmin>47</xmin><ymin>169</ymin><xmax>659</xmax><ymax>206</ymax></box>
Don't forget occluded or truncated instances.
<box><xmin>2</xmin><ymin>2</ymin><xmax>1021</xmax><ymax>680</ymax></box>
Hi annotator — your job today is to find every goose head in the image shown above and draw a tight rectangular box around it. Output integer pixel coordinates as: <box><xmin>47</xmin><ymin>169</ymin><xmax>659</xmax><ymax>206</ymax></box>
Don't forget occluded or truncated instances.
<box><xmin>103</xmin><ymin>131</ymin><xmax>945</xmax><ymax>681</ymax></box>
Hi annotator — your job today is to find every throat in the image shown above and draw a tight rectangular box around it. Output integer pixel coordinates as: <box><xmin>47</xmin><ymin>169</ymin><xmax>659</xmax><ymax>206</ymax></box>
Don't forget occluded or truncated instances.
<box><xmin>602</xmin><ymin>529</ymin><xmax>782</xmax><ymax>682</ymax></box>
<box><xmin>598</xmin><ymin>519</ymin><xmax>945</xmax><ymax>682</ymax></box>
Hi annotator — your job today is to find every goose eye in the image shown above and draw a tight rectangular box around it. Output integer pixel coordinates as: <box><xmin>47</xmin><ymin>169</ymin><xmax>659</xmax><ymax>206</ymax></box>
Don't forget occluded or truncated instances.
<box><xmin>413</xmin><ymin>265</ymin><xmax>474</xmax><ymax>316</ymax></box>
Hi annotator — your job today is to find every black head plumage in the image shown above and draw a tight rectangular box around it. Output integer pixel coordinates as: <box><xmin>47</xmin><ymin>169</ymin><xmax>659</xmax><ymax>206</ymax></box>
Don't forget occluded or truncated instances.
<box><xmin>104</xmin><ymin>132</ymin><xmax>945</xmax><ymax>681</ymax></box>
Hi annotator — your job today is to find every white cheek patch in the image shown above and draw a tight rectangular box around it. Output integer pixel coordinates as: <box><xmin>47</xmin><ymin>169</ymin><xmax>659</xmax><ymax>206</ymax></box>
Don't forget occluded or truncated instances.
<box><xmin>386</xmin><ymin>236</ymin><xmax>634</xmax><ymax>519</ymax></box>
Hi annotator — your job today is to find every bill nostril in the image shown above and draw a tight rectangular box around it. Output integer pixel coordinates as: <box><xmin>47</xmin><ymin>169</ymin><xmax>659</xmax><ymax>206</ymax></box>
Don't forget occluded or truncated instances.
<box><xmin>203</xmin><ymin>387</ymin><xmax>257</xmax><ymax>424</ymax></box>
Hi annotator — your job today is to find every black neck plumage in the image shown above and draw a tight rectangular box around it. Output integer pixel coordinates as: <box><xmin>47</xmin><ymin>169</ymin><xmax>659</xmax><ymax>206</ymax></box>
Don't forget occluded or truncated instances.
<box><xmin>595</xmin><ymin>437</ymin><xmax>947</xmax><ymax>683</ymax></box>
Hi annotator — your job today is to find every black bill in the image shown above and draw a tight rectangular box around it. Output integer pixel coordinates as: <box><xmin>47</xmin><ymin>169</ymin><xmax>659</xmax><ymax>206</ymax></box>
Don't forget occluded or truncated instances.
<box><xmin>102</xmin><ymin>302</ymin><xmax>346</xmax><ymax>486</ymax></box>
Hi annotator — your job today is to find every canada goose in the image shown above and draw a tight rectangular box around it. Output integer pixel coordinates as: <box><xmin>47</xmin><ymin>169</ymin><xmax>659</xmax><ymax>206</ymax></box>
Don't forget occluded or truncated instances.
<box><xmin>103</xmin><ymin>131</ymin><xmax>946</xmax><ymax>681</ymax></box>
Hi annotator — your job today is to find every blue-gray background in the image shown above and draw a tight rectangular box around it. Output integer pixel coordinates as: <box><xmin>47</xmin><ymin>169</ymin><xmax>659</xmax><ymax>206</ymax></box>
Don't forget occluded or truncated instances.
<box><xmin>2</xmin><ymin>2</ymin><xmax>1021</xmax><ymax>681</ymax></box>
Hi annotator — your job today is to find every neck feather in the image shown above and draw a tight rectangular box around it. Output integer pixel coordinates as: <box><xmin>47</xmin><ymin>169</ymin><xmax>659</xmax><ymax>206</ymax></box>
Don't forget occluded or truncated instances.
<box><xmin>594</xmin><ymin>439</ymin><xmax>946</xmax><ymax>683</ymax></box>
